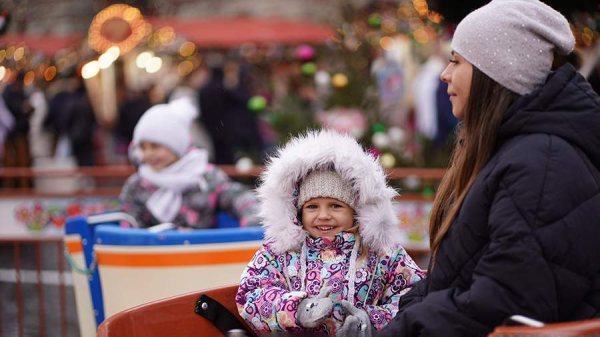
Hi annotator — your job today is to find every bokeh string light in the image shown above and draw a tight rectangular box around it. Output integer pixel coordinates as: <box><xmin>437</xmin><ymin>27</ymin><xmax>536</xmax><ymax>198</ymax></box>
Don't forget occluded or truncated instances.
<box><xmin>0</xmin><ymin>0</ymin><xmax>595</xmax><ymax>94</ymax></box>
<box><xmin>88</xmin><ymin>4</ymin><xmax>150</xmax><ymax>55</ymax></box>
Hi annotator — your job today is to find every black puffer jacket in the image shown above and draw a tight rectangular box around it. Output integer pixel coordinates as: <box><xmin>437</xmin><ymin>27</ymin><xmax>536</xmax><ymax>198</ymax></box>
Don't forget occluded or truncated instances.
<box><xmin>378</xmin><ymin>63</ymin><xmax>600</xmax><ymax>336</ymax></box>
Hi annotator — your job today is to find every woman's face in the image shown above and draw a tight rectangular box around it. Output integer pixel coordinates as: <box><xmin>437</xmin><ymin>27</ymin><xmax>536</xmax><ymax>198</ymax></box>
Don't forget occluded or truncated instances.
<box><xmin>441</xmin><ymin>51</ymin><xmax>473</xmax><ymax>119</ymax></box>
<box><xmin>301</xmin><ymin>197</ymin><xmax>354</xmax><ymax>241</ymax></box>
<box><xmin>139</xmin><ymin>141</ymin><xmax>179</xmax><ymax>172</ymax></box>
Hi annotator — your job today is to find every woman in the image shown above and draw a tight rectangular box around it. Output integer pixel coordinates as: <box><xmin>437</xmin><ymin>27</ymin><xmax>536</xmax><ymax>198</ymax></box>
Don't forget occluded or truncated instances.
<box><xmin>376</xmin><ymin>0</ymin><xmax>600</xmax><ymax>336</ymax></box>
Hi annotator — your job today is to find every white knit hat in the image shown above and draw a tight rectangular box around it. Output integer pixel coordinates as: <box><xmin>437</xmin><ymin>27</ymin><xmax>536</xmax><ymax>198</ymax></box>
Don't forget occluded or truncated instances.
<box><xmin>451</xmin><ymin>0</ymin><xmax>575</xmax><ymax>95</ymax></box>
<box><xmin>298</xmin><ymin>170</ymin><xmax>356</xmax><ymax>210</ymax></box>
<box><xmin>132</xmin><ymin>98</ymin><xmax>197</xmax><ymax>157</ymax></box>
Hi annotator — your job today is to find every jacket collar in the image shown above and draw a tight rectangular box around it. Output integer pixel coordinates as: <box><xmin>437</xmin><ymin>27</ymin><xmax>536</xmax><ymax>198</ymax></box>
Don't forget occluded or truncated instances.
<box><xmin>306</xmin><ymin>231</ymin><xmax>357</xmax><ymax>252</ymax></box>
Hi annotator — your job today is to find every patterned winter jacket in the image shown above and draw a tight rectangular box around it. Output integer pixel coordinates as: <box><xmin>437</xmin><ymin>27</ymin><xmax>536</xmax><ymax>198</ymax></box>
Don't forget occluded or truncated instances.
<box><xmin>236</xmin><ymin>231</ymin><xmax>425</xmax><ymax>335</ymax></box>
<box><xmin>119</xmin><ymin>163</ymin><xmax>259</xmax><ymax>228</ymax></box>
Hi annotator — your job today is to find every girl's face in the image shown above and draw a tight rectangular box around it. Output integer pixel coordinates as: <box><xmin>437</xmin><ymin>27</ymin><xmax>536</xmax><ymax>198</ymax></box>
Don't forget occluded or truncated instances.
<box><xmin>139</xmin><ymin>141</ymin><xmax>179</xmax><ymax>172</ymax></box>
<box><xmin>301</xmin><ymin>197</ymin><xmax>354</xmax><ymax>240</ymax></box>
<box><xmin>440</xmin><ymin>51</ymin><xmax>473</xmax><ymax>119</ymax></box>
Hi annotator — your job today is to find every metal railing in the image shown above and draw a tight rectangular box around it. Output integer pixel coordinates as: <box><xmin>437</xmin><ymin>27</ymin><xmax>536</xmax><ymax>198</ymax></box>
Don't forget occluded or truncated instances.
<box><xmin>0</xmin><ymin>165</ymin><xmax>445</xmax><ymax>200</ymax></box>
<box><xmin>0</xmin><ymin>237</ymin><xmax>69</xmax><ymax>337</ymax></box>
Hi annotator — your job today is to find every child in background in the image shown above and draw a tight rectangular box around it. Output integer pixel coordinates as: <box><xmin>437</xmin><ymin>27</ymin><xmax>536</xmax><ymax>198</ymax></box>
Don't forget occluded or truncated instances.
<box><xmin>119</xmin><ymin>98</ymin><xmax>260</xmax><ymax>229</ymax></box>
<box><xmin>236</xmin><ymin>130</ymin><xmax>425</xmax><ymax>336</ymax></box>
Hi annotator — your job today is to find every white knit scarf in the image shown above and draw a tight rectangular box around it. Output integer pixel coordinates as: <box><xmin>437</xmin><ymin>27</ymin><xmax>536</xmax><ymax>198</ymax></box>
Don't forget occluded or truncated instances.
<box><xmin>138</xmin><ymin>149</ymin><xmax>208</xmax><ymax>223</ymax></box>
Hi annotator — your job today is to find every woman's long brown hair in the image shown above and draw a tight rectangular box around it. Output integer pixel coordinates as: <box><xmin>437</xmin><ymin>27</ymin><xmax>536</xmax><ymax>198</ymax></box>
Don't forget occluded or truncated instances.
<box><xmin>428</xmin><ymin>67</ymin><xmax>519</xmax><ymax>269</ymax></box>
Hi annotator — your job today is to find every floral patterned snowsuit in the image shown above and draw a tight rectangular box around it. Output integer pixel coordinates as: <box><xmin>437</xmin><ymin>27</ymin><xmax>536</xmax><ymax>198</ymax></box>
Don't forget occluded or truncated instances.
<box><xmin>236</xmin><ymin>231</ymin><xmax>425</xmax><ymax>335</ymax></box>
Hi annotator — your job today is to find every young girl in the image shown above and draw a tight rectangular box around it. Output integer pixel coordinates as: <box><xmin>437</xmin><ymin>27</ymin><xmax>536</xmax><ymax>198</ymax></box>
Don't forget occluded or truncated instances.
<box><xmin>119</xmin><ymin>98</ymin><xmax>260</xmax><ymax>229</ymax></box>
<box><xmin>378</xmin><ymin>1</ymin><xmax>600</xmax><ymax>336</ymax></box>
<box><xmin>236</xmin><ymin>130</ymin><xmax>425</xmax><ymax>336</ymax></box>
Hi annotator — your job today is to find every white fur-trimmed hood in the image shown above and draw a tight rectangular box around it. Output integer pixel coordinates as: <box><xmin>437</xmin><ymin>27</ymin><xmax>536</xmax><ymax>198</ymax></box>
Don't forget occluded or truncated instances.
<box><xmin>257</xmin><ymin>130</ymin><xmax>403</xmax><ymax>255</ymax></box>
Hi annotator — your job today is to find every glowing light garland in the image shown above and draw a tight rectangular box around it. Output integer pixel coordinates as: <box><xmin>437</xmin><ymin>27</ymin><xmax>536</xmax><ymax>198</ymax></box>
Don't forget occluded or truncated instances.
<box><xmin>88</xmin><ymin>4</ymin><xmax>150</xmax><ymax>55</ymax></box>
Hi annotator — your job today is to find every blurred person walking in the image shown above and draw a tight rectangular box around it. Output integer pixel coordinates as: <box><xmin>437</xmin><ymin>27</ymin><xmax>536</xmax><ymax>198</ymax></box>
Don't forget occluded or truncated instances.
<box><xmin>27</xmin><ymin>79</ymin><xmax>53</xmax><ymax>160</ymax></box>
<box><xmin>199</xmin><ymin>59</ymin><xmax>263</xmax><ymax>164</ymax></box>
<box><xmin>2</xmin><ymin>72</ymin><xmax>33</xmax><ymax>188</ymax></box>
<box><xmin>0</xmin><ymin>90</ymin><xmax>15</xmax><ymax>163</ymax></box>
<box><xmin>64</xmin><ymin>77</ymin><xmax>97</xmax><ymax>167</ymax></box>
<box><xmin>199</xmin><ymin>64</ymin><xmax>236</xmax><ymax>164</ymax></box>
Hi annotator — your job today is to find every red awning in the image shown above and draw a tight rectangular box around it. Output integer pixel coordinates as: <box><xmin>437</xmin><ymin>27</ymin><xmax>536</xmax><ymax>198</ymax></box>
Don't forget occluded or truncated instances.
<box><xmin>0</xmin><ymin>33</ymin><xmax>84</xmax><ymax>55</ymax></box>
<box><xmin>147</xmin><ymin>17</ymin><xmax>333</xmax><ymax>47</ymax></box>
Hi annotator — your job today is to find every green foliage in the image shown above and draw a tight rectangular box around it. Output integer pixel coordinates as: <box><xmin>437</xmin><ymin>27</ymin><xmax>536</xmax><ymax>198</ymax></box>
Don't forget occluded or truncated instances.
<box><xmin>266</xmin><ymin>96</ymin><xmax>320</xmax><ymax>145</ymax></box>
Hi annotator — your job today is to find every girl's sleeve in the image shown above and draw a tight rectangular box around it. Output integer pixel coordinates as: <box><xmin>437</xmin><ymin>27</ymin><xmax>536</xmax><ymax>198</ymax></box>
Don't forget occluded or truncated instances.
<box><xmin>118</xmin><ymin>176</ymin><xmax>150</xmax><ymax>228</ymax></box>
<box><xmin>236</xmin><ymin>246</ymin><xmax>308</xmax><ymax>333</ymax></box>
<box><xmin>363</xmin><ymin>247</ymin><xmax>426</xmax><ymax>330</ymax></box>
<box><xmin>206</xmin><ymin>165</ymin><xmax>260</xmax><ymax>227</ymax></box>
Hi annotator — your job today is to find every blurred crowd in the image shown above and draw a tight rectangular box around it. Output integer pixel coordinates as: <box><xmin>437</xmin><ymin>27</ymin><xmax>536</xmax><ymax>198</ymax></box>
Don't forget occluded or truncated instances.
<box><xmin>0</xmin><ymin>56</ymin><xmax>267</xmax><ymax>188</ymax></box>
<box><xmin>1</xmin><ymin>46</ymin><xmax>599</xmax><ymax>191</ymax></box>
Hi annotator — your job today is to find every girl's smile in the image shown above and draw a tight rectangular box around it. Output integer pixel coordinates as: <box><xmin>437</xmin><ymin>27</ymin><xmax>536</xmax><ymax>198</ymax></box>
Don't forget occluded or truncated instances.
<box><xmin>301</xmin><ymin>197</ymin><xmax>354</xmax><ymax>240</ymax></box>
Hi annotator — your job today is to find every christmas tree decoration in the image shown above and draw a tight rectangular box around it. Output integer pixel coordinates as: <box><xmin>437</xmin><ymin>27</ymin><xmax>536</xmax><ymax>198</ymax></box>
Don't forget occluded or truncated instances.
<box><xmin>372</xmin><ymin>123</ymin><xmax>386</xmax><ymax>134</ymax></box>
<box><xmin>295</xmin><ymin>44</ymin><xmax>316</xmax><ymax>61</ymax></box>
<box><xmin>266</xmin><ymin>113</ymin><xmax>279</xmax><ymax>126</ymax></box>
<box><xmin>388</xmin><ymin>126</ymin><xmax>406</xmax><ymax>144</ymax></box>
<box><xmin>235</xmin><ymin>157</ymin><xmax>254</xmax><ymax>173</ymax></box>
<box><xmin>316</xmin><ymin>107</ymin><xmax>366</xmax><ymax>139</ymax></box>
<box><xmin>265</xmin><ymin>95</ymin><xmax>319</xmax><ymax>144</ymax></box>
<box><xmin>248</xmin><ymin>95</ymin><xmax>267</xmax><ymax>111</ymax></box>
<box><xmin>314</xmin><ymin>70</ymin><xmax>330</xmax><ymax>87</ymax></box>
<box><xmin>331</xmin><ymin>73</ymin><xmax>349</xmax><ymax>88</ymax></box>
<box><xmin>381</xmin><ymin>19</ymin><xmax>398</xmax><ymax>34</ymax></box>
<box><xmin>301</xmin><ymin>62</ymin><xmax>317</xmax><ymax>75</ymax></box>
<box><xmin>372</xmin><ymin>52</ymin><xmax>406</xmax><ymax>107</ymax></box>
<box><xmin>367</xmin><ymin>14</ymin><xmax>383</xmax><ymax>28</ymax></box>
<box><xmin>343</xmin><ymin>36</ymin><xmax>362</xmax><ymax>51</ymax></box>
<box><xmin>380</xmin><ymin>153</ymin><xmax>396</xmax><ymax>168</ymax></box>
<box><xmin>422</xmin><ymin>187</ymin><xmax>435</xmax><ymax>199</ymax></box>
<box><xmin>372</xmin><ymin>132</ymin><xmax>391</xmax><ymax>149</ymax></box>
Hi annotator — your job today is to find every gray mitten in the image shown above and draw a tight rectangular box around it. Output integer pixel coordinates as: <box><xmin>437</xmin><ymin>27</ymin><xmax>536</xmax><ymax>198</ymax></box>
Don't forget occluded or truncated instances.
<box><xmin>339</xmin><ymin>300</ymin><xmax>373</xmax><ymax>337</ymax></box>
<box><xmin>296</xmin><ymin>287</ymin><xmax>333</xmax><ymax>328</ymax></box>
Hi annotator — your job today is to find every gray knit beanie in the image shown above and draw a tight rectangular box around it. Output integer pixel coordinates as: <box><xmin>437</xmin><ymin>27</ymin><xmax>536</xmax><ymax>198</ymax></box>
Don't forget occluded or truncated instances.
<box><xmin>451</xmin><ymin>0</ymin><xmax>575</xmax><ymax>95</ymax></box>
<box><xmin>298</xmin><ymin>170</ymin><xmax>356</xmax><ymax>210</ymax></box>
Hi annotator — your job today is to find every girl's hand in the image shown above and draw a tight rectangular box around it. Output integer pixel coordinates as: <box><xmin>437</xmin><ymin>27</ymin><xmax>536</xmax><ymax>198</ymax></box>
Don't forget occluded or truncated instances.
<box><xmin>296</xmin><ymin>287</ymin><xmax>333</xmax><ymax>328</ymax></box>
<box><xmin>339</xmin><ymin>300</ymin><xmax>372</xmax><ymax>337</ymax></box>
